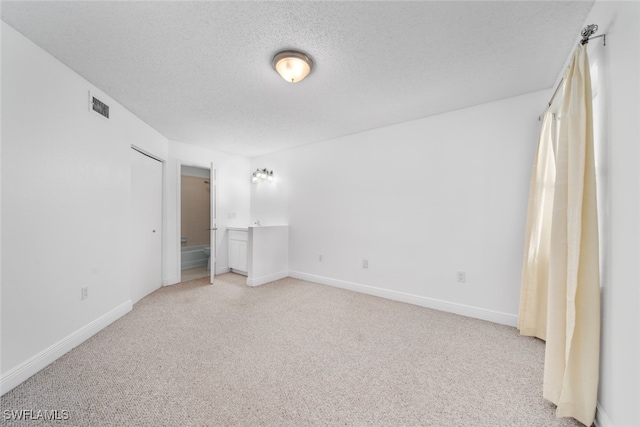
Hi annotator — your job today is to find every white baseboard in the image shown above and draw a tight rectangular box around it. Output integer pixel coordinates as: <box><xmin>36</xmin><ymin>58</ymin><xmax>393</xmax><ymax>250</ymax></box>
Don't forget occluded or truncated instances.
<box><xmin>595</xmin><ymin>402</ymin><xmax>613</xmax><ymax>427</ymax></box>
<box><xmin>246</xmin><ymin>271</ymin><xmax>289</xmax><ymax>287</ymax></box>
<box><xmin>289</xmin><ymin>271</ymin><xmax>518</xmax><ymax>327</ymax></box>
<box><xmin>0</xmin><ymin>300</ymin><xmax>133</xmax><ymax>395</ymax></box>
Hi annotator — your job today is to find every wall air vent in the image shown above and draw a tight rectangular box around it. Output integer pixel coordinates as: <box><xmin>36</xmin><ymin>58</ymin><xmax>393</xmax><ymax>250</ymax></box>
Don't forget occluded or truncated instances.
<box><xmin>89</xmin><ymin>91</ymin><xmax>109</xmax><ymax>119</ymax></box>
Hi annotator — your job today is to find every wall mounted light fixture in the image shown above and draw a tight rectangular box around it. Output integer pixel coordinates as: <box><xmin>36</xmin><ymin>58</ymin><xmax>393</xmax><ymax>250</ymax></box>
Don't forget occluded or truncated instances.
<box><xmin>252</xmin><ymin>168</ymin><xmax>274</xmax><ymax>184</ymax></box>
<box><xmin>272</xmin><ymin>50</ymin><xmax>314</xmax><ymax>83</ymax></box>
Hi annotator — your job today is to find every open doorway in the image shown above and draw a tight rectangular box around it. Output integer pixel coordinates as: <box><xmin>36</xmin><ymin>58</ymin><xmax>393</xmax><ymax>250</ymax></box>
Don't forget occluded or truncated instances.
<box><xmin>180</xmin><ymin>165</ymin><xmax>212</xmax><ymax>282</ymax></box>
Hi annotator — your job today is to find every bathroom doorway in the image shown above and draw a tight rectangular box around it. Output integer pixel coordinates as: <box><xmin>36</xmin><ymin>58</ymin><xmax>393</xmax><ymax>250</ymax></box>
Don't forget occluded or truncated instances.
<box><xmin>180</xmin><ymin>165</ymin><xmax>214</xmax><ymax>282</ymax></box>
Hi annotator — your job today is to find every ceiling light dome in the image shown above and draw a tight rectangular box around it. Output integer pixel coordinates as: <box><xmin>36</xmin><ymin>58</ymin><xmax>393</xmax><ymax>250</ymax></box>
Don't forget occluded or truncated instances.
<box><xmin>272</xmin><ymin>50</ymin><xmax>314</xmax><ymax>83</ymax></box>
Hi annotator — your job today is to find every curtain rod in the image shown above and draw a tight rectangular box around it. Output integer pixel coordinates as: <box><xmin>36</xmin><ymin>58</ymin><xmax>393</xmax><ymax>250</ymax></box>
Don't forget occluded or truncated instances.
<box><xmin>538</xmin><ymin>24</ymin><xmax>606</xmax><ymax>121</ymax></box>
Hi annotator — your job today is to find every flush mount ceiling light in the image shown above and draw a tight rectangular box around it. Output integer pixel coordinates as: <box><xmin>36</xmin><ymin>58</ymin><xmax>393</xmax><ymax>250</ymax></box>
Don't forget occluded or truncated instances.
<box><xmin>272</xmin><ymin>50</ymin><xmax>314</xmax><ymax>83</ymax></box>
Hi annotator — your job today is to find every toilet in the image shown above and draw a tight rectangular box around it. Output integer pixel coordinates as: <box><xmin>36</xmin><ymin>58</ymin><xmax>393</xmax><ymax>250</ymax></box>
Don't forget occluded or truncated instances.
<box><xmin>203</xmin><ymin>247</ymin><xmax>211</xmax><ymax>270</ymax></box>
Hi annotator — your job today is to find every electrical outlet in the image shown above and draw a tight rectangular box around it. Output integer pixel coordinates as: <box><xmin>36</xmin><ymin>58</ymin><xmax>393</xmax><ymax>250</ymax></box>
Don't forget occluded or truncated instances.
<box><xmin>362</xmin><ymin>259</ymin><xmax>369</xmax><ymax>269</ymax></box>
<box><xmin>456</xmin><ymin>271</ymin><xmax>466</xmax><ymax>283</ymax></box>
<box><xmin>318</xmin><ymin>254</ymin><xmax>323</xmax><ymax>262</ymax></box>
<box><xmin>81</xmin><ymin>286</ymin><xmax>89</xmax><ymax>300</ymax></box>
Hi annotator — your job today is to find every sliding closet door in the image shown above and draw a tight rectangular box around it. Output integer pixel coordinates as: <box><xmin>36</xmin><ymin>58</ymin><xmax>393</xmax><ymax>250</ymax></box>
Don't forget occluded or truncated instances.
<box><xmin>130</xmin><ymin>148</ymin><xmax>163</xmax><ymax>303</ymax></box>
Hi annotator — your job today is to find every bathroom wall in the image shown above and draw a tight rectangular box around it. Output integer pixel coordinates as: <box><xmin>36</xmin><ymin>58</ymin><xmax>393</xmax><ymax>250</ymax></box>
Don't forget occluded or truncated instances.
<box><xmin>180</xmin><ymin>172</ymin><xmax>211</xmax><ymax>248</ymax></box>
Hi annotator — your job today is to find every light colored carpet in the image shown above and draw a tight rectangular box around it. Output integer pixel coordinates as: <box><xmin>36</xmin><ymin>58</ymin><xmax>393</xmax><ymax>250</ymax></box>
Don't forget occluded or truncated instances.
<box><xmin>1</xmin><ymin>273</ymin><xmax>583</xmax><ymax>426</ymax></box>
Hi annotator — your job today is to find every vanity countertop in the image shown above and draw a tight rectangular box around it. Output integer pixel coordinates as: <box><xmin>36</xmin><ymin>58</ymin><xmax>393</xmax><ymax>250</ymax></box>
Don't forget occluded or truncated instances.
<box><xmin>227</xmin><ymin>225</ymin><xmax>288</xmax><ymax>231</ymax></box>
<box><xmin>227</xmin><ymin>226</ymin><xmax>249</xmax><ymax>232</ymax></box>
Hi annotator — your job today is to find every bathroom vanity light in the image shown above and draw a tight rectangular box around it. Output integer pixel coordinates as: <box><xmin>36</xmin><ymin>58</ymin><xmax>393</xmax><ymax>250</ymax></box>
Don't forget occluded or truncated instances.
<box><xmin>272</xmin><ymin>50</ymin><xmax>314</xmax><ymax>83</ymax></box>
<box><xmin>252</xmin><ymin>168</ymin><xmax>274</xmax><ymax>184</ymax></box>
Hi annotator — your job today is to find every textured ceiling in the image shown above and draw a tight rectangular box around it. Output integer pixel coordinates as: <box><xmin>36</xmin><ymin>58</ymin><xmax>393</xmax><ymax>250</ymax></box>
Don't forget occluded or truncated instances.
<box><xmin>1</xmin><ymin>1</ymin><xmax>594</xmax><ymax>158</ymax></box>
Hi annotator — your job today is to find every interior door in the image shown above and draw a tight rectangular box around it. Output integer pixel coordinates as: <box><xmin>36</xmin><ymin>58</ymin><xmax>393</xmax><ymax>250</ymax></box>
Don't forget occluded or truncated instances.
<box><xmin>131</xmin><ymin>148</ymin><xmax>163</xmax><ymax>302</ymax></box>
<box><xmin>209</xmin><ymin>166</ymin><xmax>217</xmax><ymax>284</ymax></box>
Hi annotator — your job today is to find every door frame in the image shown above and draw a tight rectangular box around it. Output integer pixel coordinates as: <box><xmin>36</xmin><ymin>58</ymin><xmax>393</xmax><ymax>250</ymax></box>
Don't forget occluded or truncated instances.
<box><xmin>176</xmin><ymin>160</ymin><xmax>217</xmax><ymax>284</ymax></box>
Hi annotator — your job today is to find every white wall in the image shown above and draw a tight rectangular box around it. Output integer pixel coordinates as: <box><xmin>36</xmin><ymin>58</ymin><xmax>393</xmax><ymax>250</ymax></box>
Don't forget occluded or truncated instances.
<box><xmin>165</xmin><ymin>140</ymin><xmax>250</xmax><ymax>283</ymax></box>
<box><xmin>1</xmin><ymin>22</ymin><xmax>168</xmax><ymax>389</ymax></box>
<box><xmin>585</xmin><ymin>2</ymin><xmax>640</xmax><ymax>426</ymax></box>
<box><xmin>251</xmin><ymin>2</ymin><xmax>640</xmax><ymax>423</ymax></box>
<box><xmin>251</xmin><ymin>90</ymin><xmax>550</xmax><ymax>325</ymax></box>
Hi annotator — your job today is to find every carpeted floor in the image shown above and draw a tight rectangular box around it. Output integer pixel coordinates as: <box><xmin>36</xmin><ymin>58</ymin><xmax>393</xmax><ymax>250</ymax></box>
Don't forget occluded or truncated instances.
<box><xmin>1</xmin><ymin>273</ymin><xmax>583</xmax><ymax>426</ymax></box>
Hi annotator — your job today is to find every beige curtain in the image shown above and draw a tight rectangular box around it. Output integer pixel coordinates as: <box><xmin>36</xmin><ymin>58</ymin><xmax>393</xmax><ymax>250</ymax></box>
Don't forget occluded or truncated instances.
<box><xmin>518</xmin><ymin>108</ymin><xmax>556</xmax><ymax>339</ymax></box>
<box><xmin>518</xmin><ymin>44</ymin><xmax>600</xmax><ymax>427</ymax></box>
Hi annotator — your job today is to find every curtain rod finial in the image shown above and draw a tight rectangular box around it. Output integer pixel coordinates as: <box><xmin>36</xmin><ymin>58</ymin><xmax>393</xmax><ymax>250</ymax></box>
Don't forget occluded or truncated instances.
<box><xmin>581</xmin><ymin>24</ymin><xmax>599</xmax><ymax>45</ymax></box>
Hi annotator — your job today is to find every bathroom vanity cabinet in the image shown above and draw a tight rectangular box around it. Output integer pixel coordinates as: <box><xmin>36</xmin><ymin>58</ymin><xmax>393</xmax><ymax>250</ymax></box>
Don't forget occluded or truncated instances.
<box><xmin>226</xmin><ymin>225</ymin><xmax>289</xmax><ymax>287</ymax></box>
<box><xmin>228</xmin><ymin>229</ymin><xmax>248</xmax><ymax>274</ymax></box>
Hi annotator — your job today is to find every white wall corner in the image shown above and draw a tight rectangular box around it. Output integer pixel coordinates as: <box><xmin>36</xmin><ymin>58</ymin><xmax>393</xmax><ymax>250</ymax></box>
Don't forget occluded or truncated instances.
<box><xmin>288</xmin><ymin>271</ymin><xmax>518</xmax><ymax>327</ymax></box>
<box><xmin>163</xmin><ymin>276</ymin><xmax>181</xmax><ymax>286</ymax></box>
<box><xmin>595</xmin><ymin>402</ymin><xmax>614</xmax><ymax>427</ymax></box>
<box><xmin>246</xmin><ymin>271</ymin><xmax>289</xmax><ymax>287</ymax></box>
<box><xmin>0</xmin><ymin>301</ymin><xmax>133</xmax><ymax>396</ymax></box>
<box><xmin>216</xmin><ymin>266</ymin><xmax>231</xmax><ymax>275</ymax></box>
